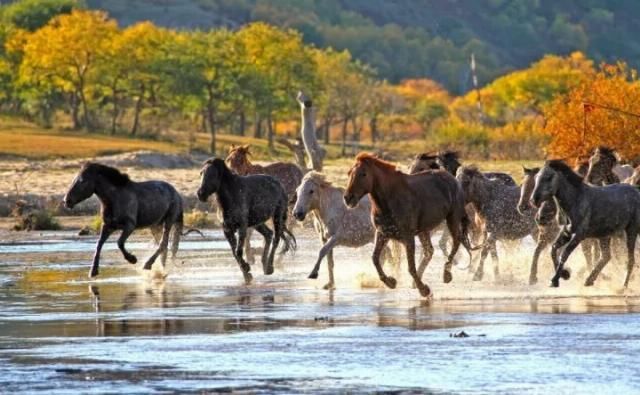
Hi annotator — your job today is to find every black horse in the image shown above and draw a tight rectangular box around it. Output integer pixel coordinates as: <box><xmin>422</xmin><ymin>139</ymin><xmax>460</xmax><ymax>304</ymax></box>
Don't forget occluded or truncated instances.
<box><xmin>63</xmin><ymin>163</ymin><xmax>184</xmax><ymax>278</ymax></box>
<box><xmin>197</xmin><ymin>158</ymin><xmax>295</xmax><ymax>284</ymax></box>
<box><xmin>531</xmin><ymin>160</ymin><xmax>640</xmax><ymax>288</ymax></box>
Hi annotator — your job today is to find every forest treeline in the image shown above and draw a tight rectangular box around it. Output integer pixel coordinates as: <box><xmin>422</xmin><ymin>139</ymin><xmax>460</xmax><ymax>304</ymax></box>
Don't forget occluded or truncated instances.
<box><xmin>87</xmin><ymin>0</ymin><xmax>640</xmax><ymax>95</ymax></box>
<box><xmin>1</xmin><ymin>0</ymin><xmax>640</xmax><ymax>161</ymax></box>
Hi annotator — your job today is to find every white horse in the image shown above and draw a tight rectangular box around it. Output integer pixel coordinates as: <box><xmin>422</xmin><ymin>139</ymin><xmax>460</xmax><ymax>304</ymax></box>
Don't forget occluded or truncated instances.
<box><xmin>292</xmin><ymin>171</ymin><xmax>399</xmax><ymax>290</ymax></box>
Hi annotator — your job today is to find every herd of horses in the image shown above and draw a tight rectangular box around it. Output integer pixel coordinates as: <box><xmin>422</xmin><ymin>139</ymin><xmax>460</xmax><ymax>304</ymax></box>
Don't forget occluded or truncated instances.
<box><xmin>62</xmin><ymin>144</ymin><xmax>640</xmax><ymax>298</ymax></box>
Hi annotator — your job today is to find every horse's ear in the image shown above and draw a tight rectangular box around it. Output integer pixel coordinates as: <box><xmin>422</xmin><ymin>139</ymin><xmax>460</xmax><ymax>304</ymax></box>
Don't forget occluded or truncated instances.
<box><xmin>522</xmin><ymin>166</ymin><xmax>530</xmax><ymax>174</ymax></box>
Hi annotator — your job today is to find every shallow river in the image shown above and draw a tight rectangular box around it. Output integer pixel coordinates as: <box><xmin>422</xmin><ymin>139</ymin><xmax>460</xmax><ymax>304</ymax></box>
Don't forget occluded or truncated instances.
<box><xmin>1</xmin><ymin>229</ymin><xmax>639</xmax><ymax>394</ymax></box>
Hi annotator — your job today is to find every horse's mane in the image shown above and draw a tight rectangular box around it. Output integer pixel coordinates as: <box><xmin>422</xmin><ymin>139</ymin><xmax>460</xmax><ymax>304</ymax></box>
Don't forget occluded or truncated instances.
<box><xmin>303</xmin><ymin>171</ymin><xmax>333</xmax><ymax>188</ymax></box>
<box><xmin>546</xmin><ymin>159</ymin><xmax>584</xmax><ymax>188</ymax></box>
<box><xmin>458</xmin><ymin>165</ymin><xmax>485</xmax><ymax>178</ymax></box>
<box><xmin>415</xmin><ymin>153</ymin><xmax>438</xmax><ymax>161</ymax></box>
<box><xmin>594</xmin><ymin>145</ymin><xmax>618</xmax><ymax>162</ymax></box>
<box><xmin>84</xmin><ymin>163</ymin><xmax>130</xmax><ymax>186</ymax></box>
<box><xmin>438</xmin><ymin>150</ymin><xmax>460</xmax><ymax>161</ymax></box>
<box><xmin>203</xmin><ymin>157</ymin><xmax>233</xmax><ymax>177</ymax></box>
<box><xmin>355</xmin><ymin>152</ymin><xmax>397</xmax><ymax>171</ymax></box>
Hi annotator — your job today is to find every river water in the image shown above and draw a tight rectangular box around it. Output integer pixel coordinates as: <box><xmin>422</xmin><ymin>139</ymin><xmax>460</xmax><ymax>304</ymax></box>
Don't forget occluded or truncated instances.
<box><xmin>1</xmin><ymin>229</ymin><xmax>639</xmax><ymax>394</ymax></box>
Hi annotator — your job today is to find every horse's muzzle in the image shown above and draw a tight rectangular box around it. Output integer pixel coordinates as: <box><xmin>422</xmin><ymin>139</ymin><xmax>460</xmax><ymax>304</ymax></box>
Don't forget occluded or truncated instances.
<box><xmin>197</xmin><ymin>189</ymin><xmax>208</xmax><ymax>202</ymax></box>
<box><xmin>293</xmin><ymin>210</ymin><xmax>306</xmax><ymax>221</ymax></box>
<box><xmin>344</xmin><ymin>194</ymin><xmax>357</xmax><ymax>208</ymax></box>
<box><xmin>62</xmin><ymin>197</ymin><xmax>74</xmax><ymax>209</ymax></box>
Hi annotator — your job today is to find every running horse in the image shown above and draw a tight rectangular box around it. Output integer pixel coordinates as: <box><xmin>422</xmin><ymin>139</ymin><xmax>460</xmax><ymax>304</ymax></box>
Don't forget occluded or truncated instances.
<box><xmin>343</xmin><ymin>153</ymin><xmax>474</xmax><ymax>298</ymax></box>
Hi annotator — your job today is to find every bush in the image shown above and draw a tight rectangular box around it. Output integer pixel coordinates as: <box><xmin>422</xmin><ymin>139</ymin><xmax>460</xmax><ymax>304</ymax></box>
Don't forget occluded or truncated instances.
<box><xmin>184</xmin><ymin>209</ymin><xmax>213</xmax><ymax>228</ymax></box>
<box><xmin>13</xmin><ymin>208</ymin><xmax>61</xmax><ymax>231</ymax></box>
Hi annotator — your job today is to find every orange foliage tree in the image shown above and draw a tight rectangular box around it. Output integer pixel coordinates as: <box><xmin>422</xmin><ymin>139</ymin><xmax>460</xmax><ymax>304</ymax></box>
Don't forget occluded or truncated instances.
<box><xmin>544</xmin><ymin>62</ymin><xmax>640</xmax><ymax>160</ymax></box>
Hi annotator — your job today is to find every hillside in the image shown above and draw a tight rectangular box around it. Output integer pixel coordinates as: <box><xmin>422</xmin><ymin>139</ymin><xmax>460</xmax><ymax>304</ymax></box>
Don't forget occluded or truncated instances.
<box><xmin>86</xmin><ymin>0</ymin><xmax>640</xmax><ymax>94</ymax></box>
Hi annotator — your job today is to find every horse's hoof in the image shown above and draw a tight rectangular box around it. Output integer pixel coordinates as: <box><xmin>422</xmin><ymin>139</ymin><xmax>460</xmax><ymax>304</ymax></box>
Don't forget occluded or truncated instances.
<box><xmin>143</xmin><ymin>263</ymin><xmax>152</xmax><ymax>271</ymax></box>
<box><xmin>418</xmin><ymin>285</ymin><xmax>432</xmax><ymax>298</ymax></box>
<box><xmin>473</xmin><ymin>272</ymin><xmax>483</xmax><ymax>281</ymax></box>
<box><xmin>383</xmin><ymin>276</ymin><xmax>397</xmax><ymax>289</ymax></box>
<box><xmin>443</xmin><ymin>270</ymin><xmax>452</xmax><ymax>284</ymax></box>
<box><xmin>308</xmin><ymin>271</ymin><xmax>319</xmax><ymax>280</ymax></box>
<box><xmin>584</xmin><ymin>278</ymin><xmax>595</xmax><ymax>287</ymax></box>
<box><xmin>126</xmin><ymin>255</ymin><xmax>137</xmax><ymax>264</ymax></box>
<box><xmin>560</xmin><ymin>268</ymin><xmax>571</xmax><ymax>280</ymax></box>
<box><xmin>263</xmin><ymin>265</ymin><xmax>274</xmax><ymax>275</ymax></box>
<box><xmin>529</xmin><ymin>277</ymin><xmax>538</xmax><ymax>286</ymax></box>
<box><xmin>550</xmin><ymin>279</ymin><xmax>560</xmax><ymax>288</ymax></box>
<box><xmin>323</xmin><ymin>283</ymin><xmax>335</xmax><ymax>291</ymax></box>
<box><xmin>89</xmin><ymin>269</ymin><xmax>99</xmax><ymax>278</ymax></box>
<box><xmin>243</xmin><ymin>272</ymin><xmax>253</xmax><ymax>285</ymax></box>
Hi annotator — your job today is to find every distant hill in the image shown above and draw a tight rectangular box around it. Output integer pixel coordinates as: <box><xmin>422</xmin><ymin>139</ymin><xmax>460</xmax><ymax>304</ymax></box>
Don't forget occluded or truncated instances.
<box><xmin>87</xmin><ymin>0</ymin><xmax>640</xmax><ymax>94</ymax></box>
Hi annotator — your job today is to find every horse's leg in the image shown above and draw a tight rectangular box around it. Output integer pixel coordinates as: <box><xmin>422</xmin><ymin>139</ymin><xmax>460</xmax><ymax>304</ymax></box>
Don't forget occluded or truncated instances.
<box><xmin>550</xmin><ymin>229</ymin><xmax>571</xmax><ymax>287</ymax></box>
<box><xmin>224</xmin><ymin>226</ymin><xmax>252</xmax><ymax>284</ymax></box>
<box><xmin>417</xmin><ymin>232</ymin><xmax>434</xmax><ymax>280</ymax></box>
<box><xmin>308</xmin><ymin>234</ymin><xmax>338</xmax><ymax>280</ymax></box>
<box><xmin>404</xmin><ymin>237</ymin><xmax>431</xmax><ymax>297</ymax></box>
<box><xmin>551</xmin><ymin>233</ymin><xmax>582</xmax><ymax>287</ymax></box>
<box><xmin>623</xmin><ymin>228</ymin><xmax>637</xmax><ymax>287</ymax></box>
<box><xmin>585</xmin><ymin>238</ymin><xmax>612</xmax><ymax>286</ymax></box>
<box><xmin>89</xmin><ymin>224</ymin><xmax>113</xmax><ymax>278</ymax></box>
<box><xmin>150</xmin><ymin>225</ymin><xmax>162</xmax><ymax>245</ymax></box>
<box><xmin>444</xmin><ymin>215</ymin><xmax>463</xmax><ymax>283</ymax></box>
<box><xmin>530</xmin><ymin>228</ymin><xmax>551</xmax><ymax>285</ymax></box>
<box><xmin>253</xmin><ymin>223</ymin><xmax>273</xmax><ymax>271</ymax></box>
<box><xmin>266</xmin><ymin>211</ymin><xmax>285</xmax><ymax>275</ymax></box>
<box><xmin>490</xmin><ymin>239</ymin><xmax>499</xmax><ymax>279</ymax></box>
<box><xmin>244</xmin><ymin>228</ymin><xmax>255</xmax><ymax>265</ymax></box>
<box><xmin>372</xmin><ymin>232</ymin><xmax>396</xmax><ymax>289</ymax></box>
<box><xmin>437</xmin><ymin>227</ymin><xmax>449</xmax><ymax>257</ymax></box>
<box><xmin>117</xmin><ymin>220</ymin><xmax>137</xmax><ymax>264</ymax></box>
<box><xmin>143</xmin><ymin>221</ymin><xmax>171</xmax><ymax>270</ymax></box>
<box><xmin>325</xmin><ymin>249</ymin><xmax>336</xmax><ymax>290</ymax></box>
<box><xmin>581</xmin><ymin>241</ymin><xmax>593</xmax><ymax>273</ymax></box>
<box><xmin>473</xmin><ymin>233</ymin><xmax>493</xmax><ymax>281</ymax></box>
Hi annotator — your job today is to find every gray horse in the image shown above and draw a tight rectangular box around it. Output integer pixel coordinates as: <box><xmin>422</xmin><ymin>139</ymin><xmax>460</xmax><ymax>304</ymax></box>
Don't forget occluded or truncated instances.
<box><xmin>63</xmin><ymin>163</ymin><xmax>184</xmax><ymax>278</ymax></box>
<box><xmin>436</xmin><ymin>150</ymin><xmax>516</xmax><ymax>186</ymax></box>
<box><xmin>457</xmin><ymin>166</ymin><xmax>537</xmax><ymax>281</ymax></box>
<box><xmin>517</xmin><ymin>167</ymin><xmax>562</xmax><ymax>284</ymax></box>
<box><xmin>531</xmin><ymin>160</ymin><xmax>640</xmax><ymax>287</ymax></box>
<box><xmin>197</xmin><ymin>158</ymin><xmax>295</xmax><ymax>284</ymax></box>
<box><xmin>292</xmin><ymin>171</ymin><xmax>399</xmax><ymax>290</ymax></box>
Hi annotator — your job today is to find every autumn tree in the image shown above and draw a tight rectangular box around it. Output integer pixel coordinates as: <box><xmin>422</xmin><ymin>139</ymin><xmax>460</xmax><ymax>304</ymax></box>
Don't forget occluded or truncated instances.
<box><xmin>19</xmin><ymin>9</ymin><xmax>117</xmax><ymax>130</ymax></box>
<box><xmin>544</xmin><ymin>62</ymin><xmax>640</xmax><ymax>160</ymax></box>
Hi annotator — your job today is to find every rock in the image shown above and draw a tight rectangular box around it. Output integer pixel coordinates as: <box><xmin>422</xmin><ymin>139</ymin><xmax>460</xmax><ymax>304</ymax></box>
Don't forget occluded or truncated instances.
<box><xmin>450</xmin><ymin>331</ymin><xmax>470</xmax><ymax>338</ymax></box>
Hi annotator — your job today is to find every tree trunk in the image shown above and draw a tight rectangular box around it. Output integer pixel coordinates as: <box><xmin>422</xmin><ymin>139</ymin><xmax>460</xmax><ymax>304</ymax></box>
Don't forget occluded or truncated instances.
<box><xmin>206</xmin><ymin>88</ymin><xmax>217</xmax><ymax>154</ymax></box>
<box><xmin>77</xmin><ymin>78</ymin><xmax>91</xmax><ymax>131</ymax></box>
<box><xmin>296</xmin><ymin>91</ymin><xmax>325</xmax><ymax>171</ymax></box>
<box><xmin>238</xmin><ymin>110</ymin><xmax>246</xmax><ymax>135</ymax></box>
<box><xmin>323</xmin><ymin>117</ymin><xmax>332</xmax><ymax>145</ymax></box>
<box><xmin>267</xmin><ymin>112</ymin><xmax>274</xmax><ymax>150</ymax></box>
<box><xmin>277</xmin><ymin>137</ymin><xmax>307</xmax><ymax>171</ymax></box>
<box><xmin>70</xmin><ymin>92</ymin><xmax>80</xmax><ymax>130</ymax></box>
<box><xmin>370</xmin><ymin>115</ymin><xmax>378</xmax><ymax>144</ymax></box>
<box><xmin>130</xmin><ymin>85</ymin><xmax>145</xmax><ymax>136</ymax></box>
<box><xmin>253</xmin><ymin>111</ymin><xmax>262</xmax><ymax>138</ymax></box>
<box><xmin>110</xmin><ymin>84</ymin><xmax>119</xmax><ymax>135</ymax></box>
<box><xmin>341</xmin><ymin>116</ymin><xmax>349</xmax><ymax>157</ymax></box>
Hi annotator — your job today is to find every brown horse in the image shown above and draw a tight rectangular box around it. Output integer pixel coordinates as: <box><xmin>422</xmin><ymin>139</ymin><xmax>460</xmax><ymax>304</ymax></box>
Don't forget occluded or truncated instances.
<box><xmin>343</xmin><ymin>153</ymin><xmax>474</xmax><ymax>298</ymax></box>
<box><xmin>225</xmin><ymin>145</ymin><xmax>303</xmax><ymax>200</ymax></box>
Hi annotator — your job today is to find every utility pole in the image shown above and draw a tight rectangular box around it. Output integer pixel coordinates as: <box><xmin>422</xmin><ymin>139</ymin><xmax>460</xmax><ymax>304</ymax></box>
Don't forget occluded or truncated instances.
<box><xmin>471</xmin><ymin>53</ymin><xmax>483</xmax><ymax>121</ymax></box>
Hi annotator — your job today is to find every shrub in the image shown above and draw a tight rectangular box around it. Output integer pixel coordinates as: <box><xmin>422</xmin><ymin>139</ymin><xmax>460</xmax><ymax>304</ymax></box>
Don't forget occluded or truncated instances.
<box><xmin>184</xmin><ymin>209</ymin><xmax>213</xmax><ymax>228</ymax></box>
<box><xmin>13</xmin><ymin>208</ymin><xmax>61</xmax><ymax>231</ymax></box>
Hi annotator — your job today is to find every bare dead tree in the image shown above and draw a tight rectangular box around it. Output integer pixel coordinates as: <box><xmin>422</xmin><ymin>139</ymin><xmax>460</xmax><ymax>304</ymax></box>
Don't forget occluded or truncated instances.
<box><xmin>297</xmin><ymin>91</ymin><xmax>325</xmax><ymax>171</ymax></box>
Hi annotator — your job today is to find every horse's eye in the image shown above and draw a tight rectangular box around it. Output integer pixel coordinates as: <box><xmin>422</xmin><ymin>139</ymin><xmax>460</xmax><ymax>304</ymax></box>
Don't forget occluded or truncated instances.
<box><xmin>360</xmin><ymin>171</ymin><xmax>366</xmax><ymax>177</ymax></box>
<box><xmin>309</xmin><ymin>189</ymin><xmax>314</xmax><ymax>194</ymax></box>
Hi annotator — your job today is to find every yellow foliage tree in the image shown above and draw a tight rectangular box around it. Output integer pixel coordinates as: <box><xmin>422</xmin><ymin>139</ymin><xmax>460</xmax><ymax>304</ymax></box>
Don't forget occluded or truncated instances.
<box><xmin>544</xmin><ymin>62</ymin><xmax>640</xmax><ymax>160</ymax></box>
<box><xmin>19</xmin><ymin>9</ymin><xmax>117</xmax><ymax>130</ymax></box>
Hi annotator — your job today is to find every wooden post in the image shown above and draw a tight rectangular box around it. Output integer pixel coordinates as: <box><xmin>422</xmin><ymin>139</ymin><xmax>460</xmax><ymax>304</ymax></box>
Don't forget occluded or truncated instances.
<box><xmin>297</xmin><ymin>91</ymin><xmax>325</xmax><ymax>171</ymax></box>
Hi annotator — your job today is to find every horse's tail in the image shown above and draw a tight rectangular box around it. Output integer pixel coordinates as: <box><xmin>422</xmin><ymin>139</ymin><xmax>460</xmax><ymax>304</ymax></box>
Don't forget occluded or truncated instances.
<box><xmin>171</xmin><ymin>219</ymin><xmax>183</xmax><ymax>258</ymax></box>
<box><xmin>460</xmin><ymin>212</ymin><xmax>482</xmax><ymax>266</ymax></box>
<box><xmin>280</xmin><ymin>226</ymin><xmax>297</xmax><ymax>254</ymax></box>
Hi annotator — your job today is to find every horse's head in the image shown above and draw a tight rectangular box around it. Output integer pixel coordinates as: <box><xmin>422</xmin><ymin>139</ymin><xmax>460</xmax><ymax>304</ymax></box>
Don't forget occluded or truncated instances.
<box><xmin>455</xmin><ymin>166</ymin><xmax>485</xmax><ymax>204</ymax></box>
<box><xmin>293</xmin><ymin>172</ymin><xmax>327</xmax><ymax>221</ymax></box>
<box><xmin>225</xmin><ymin>144</ymin><xmax>251</xmax><ymax>174</ymax></box>
<box><xmin>437</xmin><ymin>150</ymin><xmax>461</xmax><ymax>176</ymax></box>
<box><xmin>409</xmin><ymin>153</ymin><xmax>439</xmax><ymax>174</ymax></box>
<box><xmin>531</xmin><ymin>162</ymin><xmax>564</xmax><ymax>207</ymax></box>
<box><xmin>63</xmin><ymin>163</ymin><xmax>99</xmax><ymax>209</ymax></box>
<box><xmin>517</xmin><ymin>166</ymin><xmax>540</xmax><ymax>215</ymax></box>
<box><xmin>344</xmin><ymin>159</ymin><xmax>374</xmax><ymax>208</ymax></box>
<box><xmin>197</xmin><ymin>158</ymin><xmax>227</xmax><ymax>202</ymax></box>
<box><xmin>586</xmin><ymin>146</ymin><xmax>617</xmax><ymax>184</ymax></box>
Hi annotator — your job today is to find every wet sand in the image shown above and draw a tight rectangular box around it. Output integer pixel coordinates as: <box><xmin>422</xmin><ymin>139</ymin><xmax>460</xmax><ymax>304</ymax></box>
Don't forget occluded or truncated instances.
<box><xmin>1</xmin><ymin>229</ymin><xmax>640</xmax><ymax>393</ymax></box>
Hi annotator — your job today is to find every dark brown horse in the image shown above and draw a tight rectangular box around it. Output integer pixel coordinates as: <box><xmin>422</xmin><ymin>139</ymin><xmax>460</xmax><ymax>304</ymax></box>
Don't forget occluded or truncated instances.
<box><xmin>343</xmin><ymin>153</ymin><xmax>474</xmax><ymax>298</ymax></box>
<box><xmin>225</xmin><ymin>145</ymin><xmax>303</xmax><ymax>200</ymax></box>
